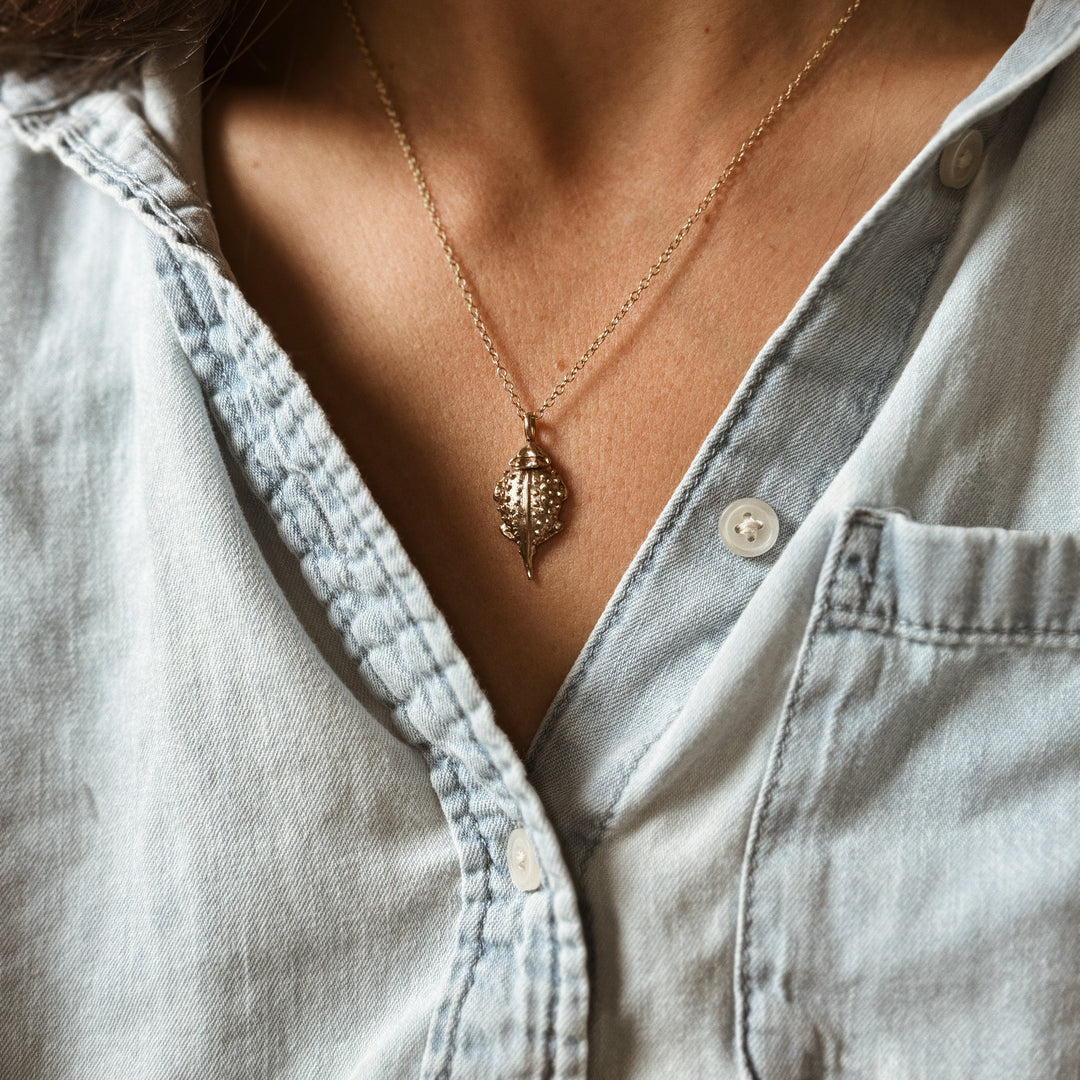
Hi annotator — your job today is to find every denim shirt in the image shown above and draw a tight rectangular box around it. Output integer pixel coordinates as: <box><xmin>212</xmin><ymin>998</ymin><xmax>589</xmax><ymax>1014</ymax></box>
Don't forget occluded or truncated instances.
<box><xmin>2</xmin><ymin>1</ymin><xmax>1080</xmax><ymax>1076</ymax></box>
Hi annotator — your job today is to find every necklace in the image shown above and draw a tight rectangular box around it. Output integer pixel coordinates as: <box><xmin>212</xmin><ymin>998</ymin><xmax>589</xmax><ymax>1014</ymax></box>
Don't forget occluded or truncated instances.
<box><xmin>338</xmin><ymin>0</ymin><xmax>863</xmax><ymax>579</ymax></box>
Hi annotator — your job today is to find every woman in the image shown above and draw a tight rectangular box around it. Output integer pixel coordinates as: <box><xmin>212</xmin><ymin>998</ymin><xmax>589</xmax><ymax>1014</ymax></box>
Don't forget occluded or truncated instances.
<box><xmin>1</xmin><ymin>0</ymin><xmax>1077</xmax><ymax>1075</ymax></box>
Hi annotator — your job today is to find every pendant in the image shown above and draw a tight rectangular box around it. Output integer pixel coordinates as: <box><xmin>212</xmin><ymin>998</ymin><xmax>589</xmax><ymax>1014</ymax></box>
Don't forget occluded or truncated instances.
<box><xmin>493</xmin><ymin>412</ymin><xmax>569</xmax><ymax>580</ymax></box>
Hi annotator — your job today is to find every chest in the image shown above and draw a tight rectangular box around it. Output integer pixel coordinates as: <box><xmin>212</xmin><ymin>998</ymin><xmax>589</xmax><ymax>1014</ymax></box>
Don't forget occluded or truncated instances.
<box><xmin>200</xmin><ymin>62</ymin><xmax>996</xmax><ymax>757</ymax></box>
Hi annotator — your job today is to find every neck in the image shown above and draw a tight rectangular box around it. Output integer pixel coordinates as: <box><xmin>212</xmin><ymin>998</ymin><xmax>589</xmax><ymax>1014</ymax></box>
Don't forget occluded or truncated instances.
<box><xmin>351</xmin><ymin>0</ymin><xmax>854</xmax><ymax>145</ymax></box>
<box><xmin>212</xmin><ymin>0</ymin><xmax>1028</xmax><ymax>155</ymax></box>
<box><xmin>206</xmin><ymin>0</ymin><xmax>1031</xmax><ymax>188</ymax></box>
<box><xmin>213</xmin><ymin>0</ymin><xmax>863</xmax><ymax>140</ymax></box>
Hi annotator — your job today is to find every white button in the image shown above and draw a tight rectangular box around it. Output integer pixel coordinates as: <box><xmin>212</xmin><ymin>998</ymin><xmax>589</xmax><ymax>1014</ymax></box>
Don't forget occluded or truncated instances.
<box><xmin>506</xmin><ymin>828</ymin><xmax>541</xmax><ymax>892</ymax></box>
<box><xmin>938</xmin><ymin>129</ymin><xmax>984</xmax><ymax>189</ymax></box>
<box><xmin>718</xmin><ymin>497</ymin><xmax>780</xmax><ymax>558</ymax></box>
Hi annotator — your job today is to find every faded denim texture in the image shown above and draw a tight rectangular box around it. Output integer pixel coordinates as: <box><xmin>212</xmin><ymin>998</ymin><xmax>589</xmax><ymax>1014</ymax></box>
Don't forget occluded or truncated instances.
<box><xmin>1</xmin><ymin>0</ymin><xmax>1079</xmax><ymax>1076</ymax></box>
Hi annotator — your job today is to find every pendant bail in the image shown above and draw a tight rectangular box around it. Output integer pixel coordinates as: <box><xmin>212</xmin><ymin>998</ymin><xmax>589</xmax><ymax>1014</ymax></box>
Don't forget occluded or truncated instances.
<box><xmin>523</xmin><ymin>411</ymin><xmax>537</xmax><ymax>443</ymax></box>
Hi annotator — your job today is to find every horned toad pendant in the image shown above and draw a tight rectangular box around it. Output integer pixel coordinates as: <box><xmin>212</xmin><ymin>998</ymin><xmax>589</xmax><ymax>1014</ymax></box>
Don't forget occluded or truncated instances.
<box><xmin>493</xmin><ymin>413</ymin><xmax>569</xmax><ymax>579</ymax></box>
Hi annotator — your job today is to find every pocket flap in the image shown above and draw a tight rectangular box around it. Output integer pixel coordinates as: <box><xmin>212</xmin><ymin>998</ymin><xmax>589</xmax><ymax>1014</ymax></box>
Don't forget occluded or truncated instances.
<box><xmin>824</xmin><ymin>506</ymin><xmax>1080</xmax><ymax>644</ymax></box>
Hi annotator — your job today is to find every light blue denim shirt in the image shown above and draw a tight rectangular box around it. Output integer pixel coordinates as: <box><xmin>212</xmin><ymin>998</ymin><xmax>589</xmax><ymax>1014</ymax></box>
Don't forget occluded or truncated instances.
<box><xmin>2</xmin><ymin>1</ymin><xmax>1080</xmax><ymax>1076</ymax></box>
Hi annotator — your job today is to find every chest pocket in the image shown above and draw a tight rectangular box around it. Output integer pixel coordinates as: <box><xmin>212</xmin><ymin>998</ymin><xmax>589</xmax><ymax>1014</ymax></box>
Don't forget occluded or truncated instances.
<box><xmin>738</xmin><ymin>506</ymin><xmax>1080</xmax><ymax>1080</ymax></box>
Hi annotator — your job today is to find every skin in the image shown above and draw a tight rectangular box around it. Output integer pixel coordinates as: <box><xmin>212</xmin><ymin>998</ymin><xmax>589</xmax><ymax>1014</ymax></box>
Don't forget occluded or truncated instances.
<box><xmin>202</xmin><ymin>0</ymin><xmax>1032</xmax><ymax>759</ymax></box>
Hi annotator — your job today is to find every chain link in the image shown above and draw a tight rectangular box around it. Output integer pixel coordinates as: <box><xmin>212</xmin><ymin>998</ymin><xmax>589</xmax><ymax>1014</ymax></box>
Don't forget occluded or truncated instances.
<box><xmin>338</xmin><ymin>0</ymin><xmax>863</xmax><ymax>424</ymax></box>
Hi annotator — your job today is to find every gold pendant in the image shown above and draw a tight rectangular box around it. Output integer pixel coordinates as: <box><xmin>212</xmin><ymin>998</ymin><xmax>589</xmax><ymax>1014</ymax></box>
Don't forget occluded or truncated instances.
<box><xmin>493</xmin><ymin>413</ymin><xmax>569</xmax><ymax>579</ymax></box>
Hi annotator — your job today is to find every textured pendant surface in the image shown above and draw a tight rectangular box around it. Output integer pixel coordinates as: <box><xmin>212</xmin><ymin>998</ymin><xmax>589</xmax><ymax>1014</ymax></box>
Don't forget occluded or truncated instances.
<box><xmin>493</xmin><ymin>419</ymin><xmax>568</xmax><ymax>580</ymax></box>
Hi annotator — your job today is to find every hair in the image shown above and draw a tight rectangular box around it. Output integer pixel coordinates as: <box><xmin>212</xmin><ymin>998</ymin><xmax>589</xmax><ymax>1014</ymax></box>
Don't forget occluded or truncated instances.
<box><xmin>0</xmin><ymin>1</ymin><xmax>245</xmax><ymax>72</ymax></box>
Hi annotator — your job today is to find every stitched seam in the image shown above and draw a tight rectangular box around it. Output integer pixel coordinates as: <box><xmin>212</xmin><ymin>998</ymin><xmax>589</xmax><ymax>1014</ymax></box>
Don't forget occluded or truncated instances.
<box><xmin>826</xmin><ymin>605</ymin><xmax>1080</xmax><ymax>643</ymax></box>
<box><xmin>55</xmin><ymin>123</ymin><xmax>205</xmax><ymax>248</ymax></box>
<box><xmin>541</xmin><ymin>892</ymin><xmax>558</xmax><ymax>1080</ymax></box>
<box><xmin>577</xmin><ymin>710</ymin><xmax>676</xmax><ymax>872</ymax></box>
<box><xmin>736</xmin><ymin>508</ymin><xmax>859</xmax><ymax>1080</ymax></box>
<box><xmin>430</xmin><ymin>752</ymin><xmax>494</xmax><ymax>1080</ymax></box>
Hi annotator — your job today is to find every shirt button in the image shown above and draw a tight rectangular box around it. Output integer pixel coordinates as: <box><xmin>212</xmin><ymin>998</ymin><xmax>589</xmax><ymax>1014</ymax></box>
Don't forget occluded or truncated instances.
<box><xmin>718</xmin><ymin>497</ymin><xmax>780</xmax><ymax>558</ymax></box>
<box><xmin>938</xmin><ymin>129</ymin><xmax>984</xmax><ymax>189</ymax></box>
<box><xmin>506</xmin><ymin>828</ymin><xmax>542</xmax><ymax>892</ymax></box>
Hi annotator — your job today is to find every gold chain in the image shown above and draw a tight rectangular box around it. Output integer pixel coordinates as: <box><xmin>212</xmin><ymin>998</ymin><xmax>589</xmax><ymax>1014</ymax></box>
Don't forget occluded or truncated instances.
<box><xmin>337</xmin><ymin>0</ymin><xmax>863</xmax><ymax>425</ymax></box>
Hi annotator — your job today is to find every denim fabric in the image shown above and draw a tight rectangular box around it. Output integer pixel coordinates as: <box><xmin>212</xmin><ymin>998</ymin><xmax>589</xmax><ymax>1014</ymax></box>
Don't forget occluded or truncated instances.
<box><xmin>1</xmin><ymin>1</ymin><xmax>1079</xmax><ymax>1076</ymax></box>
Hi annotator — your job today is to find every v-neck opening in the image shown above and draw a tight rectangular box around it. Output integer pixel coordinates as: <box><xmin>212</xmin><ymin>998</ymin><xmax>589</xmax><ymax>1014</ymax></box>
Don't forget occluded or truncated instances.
<box><xmin>178</xmin><ymin>57</ymin><xmax>1028</xmax><ymax>776</ymax></box>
